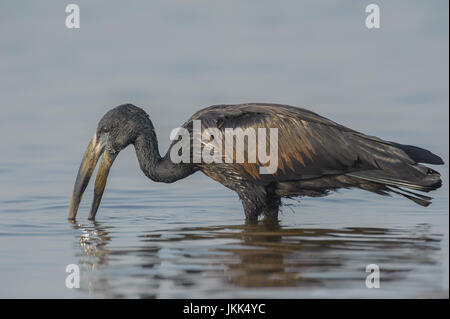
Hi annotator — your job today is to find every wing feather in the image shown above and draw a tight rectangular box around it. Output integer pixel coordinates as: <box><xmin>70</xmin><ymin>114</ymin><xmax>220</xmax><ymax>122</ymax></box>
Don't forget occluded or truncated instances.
<box><xmin>172</xmin><ymin>103</ymin><xmax>423</xmax><ymax>186</ymax></box>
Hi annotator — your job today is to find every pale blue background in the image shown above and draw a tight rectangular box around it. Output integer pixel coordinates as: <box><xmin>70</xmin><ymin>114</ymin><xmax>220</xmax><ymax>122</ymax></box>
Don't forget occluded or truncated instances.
<box><xmin>0</xmin><ymin>1</ymin><xmax>448</xmax><ymax>298</ymax></box>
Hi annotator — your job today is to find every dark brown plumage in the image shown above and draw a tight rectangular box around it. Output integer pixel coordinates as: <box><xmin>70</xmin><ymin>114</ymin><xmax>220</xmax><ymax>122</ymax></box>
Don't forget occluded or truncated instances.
<box><xmin>69</xmin><ymin>103</ymin><xmax>444</xmax><ymax>222</ymax></box>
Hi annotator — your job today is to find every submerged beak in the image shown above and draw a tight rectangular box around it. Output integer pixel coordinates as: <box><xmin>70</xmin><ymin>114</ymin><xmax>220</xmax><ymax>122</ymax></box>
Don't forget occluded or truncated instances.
<box><xmin>68</xmin><ymin>133</ymin><xmax>115</xmax><ymax>220</ymax></box>
<box><xmin>88</xmin><ymin>149</ymin><xmax>115</xmax><ymax>220</ymax></box>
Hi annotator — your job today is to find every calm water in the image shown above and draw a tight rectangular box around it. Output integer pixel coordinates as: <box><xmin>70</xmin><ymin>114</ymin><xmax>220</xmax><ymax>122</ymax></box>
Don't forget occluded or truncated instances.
<box><xmin>1</xmin><ymin>171</ymin><xmax>449</xmax><ymax>298</ymax></box>
<box><xmin>0</xmin><ymin>1</ymin><xmax>448</xmax><ymax>298</ymax></box>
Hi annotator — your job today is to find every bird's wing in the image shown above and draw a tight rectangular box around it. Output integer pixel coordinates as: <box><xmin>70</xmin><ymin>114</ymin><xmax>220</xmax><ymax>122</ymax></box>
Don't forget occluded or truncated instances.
<box><xmin>179</xmin><ymin>103</ymin><xmax>417</xmax><ymax>185</ymax></box>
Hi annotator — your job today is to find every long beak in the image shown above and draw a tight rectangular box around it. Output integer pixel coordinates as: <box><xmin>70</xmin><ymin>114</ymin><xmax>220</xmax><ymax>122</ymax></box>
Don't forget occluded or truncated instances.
<box><xmin>68</xmin><ymin>133</ymin><xmax>114</xmax><ymax>220</ymax></box>
<box><xmin>88</xmin><ymin>150</ymin><xmax>115</xmax><ymax>220</ymax></box>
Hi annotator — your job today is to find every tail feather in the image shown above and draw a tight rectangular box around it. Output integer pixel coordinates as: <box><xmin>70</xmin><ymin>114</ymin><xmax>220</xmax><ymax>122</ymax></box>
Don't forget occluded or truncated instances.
<box><xmin>386</xmin><ymin>186</ymin><xmax>431</xmax><ymax>207</ymax></box>
<box><xmin>347</xmin><ymin>157</ymin><xmax>442</xmax><ymax>206</ymax></box>
<box><xmin>348</xmin><ymin>169</ymin><xmax>442</xmax><ymax>193</ymax></box>
<box><xmin>390</xmin><ymin>142</ymin><xmax>444</xmax><ymax>165</ymax></box>
<box><xmin>387</xmin><ymin>186</ymin><xmax>432</xmax><ymax>200</ymax></box>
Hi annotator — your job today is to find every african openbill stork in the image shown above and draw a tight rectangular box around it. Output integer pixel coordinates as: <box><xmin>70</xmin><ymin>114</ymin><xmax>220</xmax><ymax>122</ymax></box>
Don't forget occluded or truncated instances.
<box><xmin>68</xmin><ymin>103</ymin><xmax>443</xmax><ymax>222</ymax></box>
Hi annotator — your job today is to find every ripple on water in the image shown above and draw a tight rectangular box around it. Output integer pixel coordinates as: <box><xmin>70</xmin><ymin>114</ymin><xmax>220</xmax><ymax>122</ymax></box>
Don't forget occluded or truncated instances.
<box><xmin>65</xmin><ymin>218</ymin><xmax>446</xmax><ymax>298</ymax></box>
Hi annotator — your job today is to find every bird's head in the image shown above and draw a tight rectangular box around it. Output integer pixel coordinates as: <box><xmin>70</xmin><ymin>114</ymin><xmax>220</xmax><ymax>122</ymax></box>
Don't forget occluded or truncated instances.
<box><xmin>68</xmin><ymin>104</ymin><xmax>154</xmax><ymax>220</ymax></box>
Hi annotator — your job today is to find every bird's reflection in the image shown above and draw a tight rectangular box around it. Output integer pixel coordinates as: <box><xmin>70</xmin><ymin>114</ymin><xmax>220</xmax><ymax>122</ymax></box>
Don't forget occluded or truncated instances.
<box><xmin>70</xmin><ymin>219</ymin><xmax>442</xmax><ymax>298</ymax></box>
<box><xmin>70</xmin><ymin>220</ymin><xmax>113</xmax><ymax>270</ymax></box>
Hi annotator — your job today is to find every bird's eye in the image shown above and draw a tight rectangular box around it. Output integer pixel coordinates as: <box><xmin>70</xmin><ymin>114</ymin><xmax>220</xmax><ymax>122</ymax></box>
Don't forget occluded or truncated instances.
<box><xmin>104</xmin><ymin>127</ymin><xmax>110</xmax><ymax>133</ymax></box>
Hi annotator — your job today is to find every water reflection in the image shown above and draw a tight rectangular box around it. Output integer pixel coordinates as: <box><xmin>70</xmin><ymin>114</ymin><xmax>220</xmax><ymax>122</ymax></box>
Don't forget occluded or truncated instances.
<box><xmin>70</xmin><ymin>220</ymin><xmax>442</xmax><ymax>298</ymax></box>
<box><xmin>70</xmin><ymin>220</ymin><xmax>114</xmax><ymax>270</ymax></box>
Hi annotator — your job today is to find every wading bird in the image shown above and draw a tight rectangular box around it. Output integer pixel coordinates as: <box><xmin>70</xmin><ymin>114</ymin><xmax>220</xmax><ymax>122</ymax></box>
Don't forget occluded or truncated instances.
<box><xmin>69</xmin><ymin>103</ymin><xmax>443</xmax><ymax>222</ymax></box>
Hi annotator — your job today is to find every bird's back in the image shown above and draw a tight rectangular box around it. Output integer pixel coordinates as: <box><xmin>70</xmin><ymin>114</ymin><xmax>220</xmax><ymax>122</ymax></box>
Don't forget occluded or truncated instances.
<box><xmin>172</xmin><ymin>103</ymin><xmax>443</xmax><ymax>206</ymax></box>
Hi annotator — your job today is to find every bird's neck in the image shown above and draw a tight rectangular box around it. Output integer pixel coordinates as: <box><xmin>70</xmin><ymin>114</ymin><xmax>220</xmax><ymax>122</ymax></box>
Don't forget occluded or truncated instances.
<box><xmin>134</xmin><ymin>128</ymin><xmax>196</xmax><ymax>183</ymax></box>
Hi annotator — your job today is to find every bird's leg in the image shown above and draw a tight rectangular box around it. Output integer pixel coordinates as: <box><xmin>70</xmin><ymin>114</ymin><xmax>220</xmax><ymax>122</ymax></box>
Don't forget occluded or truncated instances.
<box><xmin>239</xmin><ymin>190</ymin><xmax>280</xmax><ymax>224</ymax></box>
<box><xmin>261</xmin><ymin>196</ymin><xmax>280</xmax><ymax>221</ymax></box>
<box><xmin>240</xmin><ymin>197</ymin><xmax>260</xmax><ymax>224</ymax></box>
